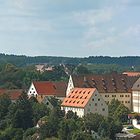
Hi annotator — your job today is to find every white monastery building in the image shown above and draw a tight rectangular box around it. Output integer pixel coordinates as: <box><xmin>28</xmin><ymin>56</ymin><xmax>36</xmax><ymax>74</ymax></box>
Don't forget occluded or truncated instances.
<box><xmin>132</xmin><ymin>78</ymin><xmax>140</xmax><ymax>113</ymax></box>
<box><xmin>61</xmin><ymin>88</ymin><xmax>108</xmax><ymax>117</ymax></box>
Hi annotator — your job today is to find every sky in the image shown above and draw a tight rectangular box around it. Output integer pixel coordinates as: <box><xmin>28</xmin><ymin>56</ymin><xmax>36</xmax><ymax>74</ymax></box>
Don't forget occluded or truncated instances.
<box><xmin>0</xmin><ymin>0</ymin><xmax>140</xmax><ymax>57</ymax></box>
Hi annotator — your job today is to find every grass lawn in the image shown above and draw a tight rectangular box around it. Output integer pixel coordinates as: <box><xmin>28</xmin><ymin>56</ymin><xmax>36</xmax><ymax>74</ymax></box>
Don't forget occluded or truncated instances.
<box><xmin>129</xmin><ymin>128</ymin><xmax>140</xmax><ymax>134</ymax></box>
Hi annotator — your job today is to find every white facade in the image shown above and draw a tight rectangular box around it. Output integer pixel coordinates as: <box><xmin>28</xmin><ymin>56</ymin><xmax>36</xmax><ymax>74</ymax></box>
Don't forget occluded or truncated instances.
<box><xmin>62</xmin><ymin>89</ymin><xmax>108</xmax><ymax>117</ymax></box>
<box><xmin>27</xmin><ymin>83</ymin><xmax>38</xmax><ymax>97</ymax></box>
<box><xmin>132</xmin><ymin>91</ymin><xmax>140</xmax><ymax>113</ymax></box>
<box><xmin>66</xmin><ymin>75</ymin><xmax>74</xmax><ymax>96</ymax></box>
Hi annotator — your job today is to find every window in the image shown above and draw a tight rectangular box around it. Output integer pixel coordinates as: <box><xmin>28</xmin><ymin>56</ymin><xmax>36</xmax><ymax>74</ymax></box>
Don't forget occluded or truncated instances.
<box><xmin>105</xmin><ymin>95</ymin><xmax>109</xmax><ymax>97</ymax></box>
<box><xmin>122</xmin><ymin>101</ymin><xmax>124</xmax><ymax>103</ymax></box>
<box><xmin>92</xmin><ymin>98</ymin><xmax>94</xmax><ymax>101</ymax></box>
<box><xmin>128</xmin><ymin>101</ymin><xmax>130</xmax><ymax>103</ymax></box>
<box><xmin>125</xmin><ymin>101</ymin><xmax>127</xmax><ymax>103</ymax></box>
<box><xmin>112</xmin><ymin>95</ymin><xmax>116</xmax><ymax>97</ymax></box>
<box><xmin>95</xmin><ymin>103</ymin><xmax>97</xmax><ymax>106</ymax></box>
<box><xmin>89</xmin><ymin>103</ymin><xmax>91</xmax><ymax>106</ymax></box>
<box><xmin>125</xmin><ymin>95</ymin><xmax>127</xmax><ymax>97</ymax></box>
<box><xmin>102</xmin><ymin>108</ymin><xmax>105</xmax><ymax>111</ymax></box>
<box><xmin>98</xmin><ymin>98</ymin><xmax>100</xmax><ymax>101</ymax></box>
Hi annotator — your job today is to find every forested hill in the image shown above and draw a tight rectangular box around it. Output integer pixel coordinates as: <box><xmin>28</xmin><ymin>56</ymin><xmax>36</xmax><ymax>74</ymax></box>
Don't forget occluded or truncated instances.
<box><xmin>0</xmin><ymin>53</ymin><xmax>140</xmax><ymax>66</ymax></box>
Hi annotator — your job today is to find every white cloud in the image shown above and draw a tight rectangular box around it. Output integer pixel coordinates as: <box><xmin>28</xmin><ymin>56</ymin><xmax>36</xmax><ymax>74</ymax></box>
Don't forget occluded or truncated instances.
<box><xmin>123</xmin><ymin>24</ymin><xmax>140</xmax><ymax>37</ymax></box>
<box><xmin>73</xmin><ymin>7</ymin><xmax>113</xmax><ymax>26</ymax></box>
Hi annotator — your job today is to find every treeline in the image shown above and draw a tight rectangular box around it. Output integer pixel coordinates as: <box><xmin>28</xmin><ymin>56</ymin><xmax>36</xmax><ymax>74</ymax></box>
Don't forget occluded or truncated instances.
<box><xmin>0</xmin><ymin>53</ymin><xmax>140</xmax><ymax>67</ymax></box>
<box><xmin>0</xmin><ymin>94</ymin><xmax>130</xmax><ymax>140</ymax></box>
<box><xmin>0</xmin><ymin>63</ymin><xmax>68</xmax><ymax>89</ymax></box>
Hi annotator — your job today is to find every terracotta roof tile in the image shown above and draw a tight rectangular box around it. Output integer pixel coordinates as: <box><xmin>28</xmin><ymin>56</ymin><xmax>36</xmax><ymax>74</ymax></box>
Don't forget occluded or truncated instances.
<box><xmin>33</xmin><ymin>81</ymin><xmax>67</xmax><ymax>97</ymax></box>
<box><xmin>72</xmin><ymin>73</ymin><xmax>138</xmax><ymax>93</ymax></box>
<box><xmin>0</xmin><ymin>89</ymin><xmax>22</xmax><ymax>100</ymax></box>
<box><xmin>123</xmin><ymin>72</ymin><xmax>140</xmax><ymax>77</ymax></box>
<box><xmin>62</xmin><ymin>88</ymin><xmax>96</xmax><ymax>108</ymax></box>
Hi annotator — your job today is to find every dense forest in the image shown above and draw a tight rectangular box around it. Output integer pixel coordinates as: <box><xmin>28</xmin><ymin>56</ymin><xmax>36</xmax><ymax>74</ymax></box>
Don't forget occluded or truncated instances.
<box><xmin>0</xmin><ymin>53</ymin><xmax>140</xmax><ymax>67</ymax></box>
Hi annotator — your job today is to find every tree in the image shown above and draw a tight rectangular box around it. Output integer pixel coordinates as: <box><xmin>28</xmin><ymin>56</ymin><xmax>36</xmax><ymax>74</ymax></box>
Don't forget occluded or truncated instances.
<box><xmin>32</xmin><ymin>102</ymin><xmax>50</xmax><ymax>125</ymax></box>
<box><xmin>0</xmin><ymin>94</ymin><xmax>11</xmax><ymax>120</ymax></box>
<box><xmin>83</xmin><ymin>113</ymin><xmax>104</xmax><ymax>133</ymax></box>
<box><xmin>66</xmin><ymin>110</ymin><xmax>78</xmax><ymax>120</ymax></box>
<box><xmin>109</xmin><ymin>99</ymin><xmax>130</xmax><ymax>123</ymax></box>
<box><xmin>114</xmin><ymin>104</ymin><xmax>130</xmax><ymax>123</ymax></box>
<box><xmin>108</xmin><ymin>99</ymin><xmax>121</xmax><ymax>116</ymax></box>
<box><xmin>8</xmin><ymin>92</ymin><xmax>34</xmax><ymax>130</ymax></box>
<box><xmin>74</xmin><ymin>65</ymin><xmax>92</xmax><ymax>75</ymax></box>
<box><xmin>72</xmin><ymin>131</ymin><xmax>93</xmax><ymax>140</ymax></box>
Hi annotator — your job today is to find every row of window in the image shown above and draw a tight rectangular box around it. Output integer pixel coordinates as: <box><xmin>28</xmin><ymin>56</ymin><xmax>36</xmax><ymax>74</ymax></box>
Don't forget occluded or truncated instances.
<box><xmin>121</xmin><ymin>101</ymin><xmax>130</xmax><ymax>104</ymax></box>
<box><xmin>105</xmin><ymin>94</ymin><xmax>130</xmax><ymax>98</ymax></box>
<box><xmin>66</xmin><ymin>107</ymin><xmax>83</xmax><ymax>111</ymax></box>
<box><xmin>92</xmin><ymin>98</ymin><xmax>100</xmax><ymax>101</ymax></box>
<box><xmin>88</xmin><ymin>108</ymin><xmax>105</xmax><ymax>112</ymax></box>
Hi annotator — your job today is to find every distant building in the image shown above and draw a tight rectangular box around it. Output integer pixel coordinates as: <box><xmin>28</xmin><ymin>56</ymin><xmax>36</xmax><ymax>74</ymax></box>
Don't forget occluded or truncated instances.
<box><xmin>42</xmin><ymin>96</ymin><xmax>60</xmax><ymax>110</ymax></box>
<box><xmin>132</xmin><ymin>78</ymin><xmax>140</xmax><ymax>113</ymax></box>
<box><xmin>0</xmin><ymin>89</ymin><xmax>22</xmax><ymax>102</ymax></box>
<box><xmin>123</xmin><ymin>72</ymin><xmax>140</xmax><ymax>77</ymax></box>
<box><xmin>35</xmin><ymin>64</ymin><xmax>54</xmax><ymax>73</ymax></box>
<box><xmin>35</xmin><ymin>64</ymin><xmax>46</xmax><ymax>73</ymax></box>
<box><xmin>27</xmin><ymin>81</ymin><xmax>67</xmax><ymax>102</ymax></box>
<box><xmin>66</xmin><ymin>73</ymin><xmax>138</xmax><ymax>110</ymax></box>
<box><xmin>61</xmin><ymin>88</ymin><xmax>108</xmax><ymax>117</ymax></box>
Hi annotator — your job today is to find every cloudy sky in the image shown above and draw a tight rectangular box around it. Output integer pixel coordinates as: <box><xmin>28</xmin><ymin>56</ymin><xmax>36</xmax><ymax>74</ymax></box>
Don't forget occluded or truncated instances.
<box><xmin>0</xmin><ymin>0</ymin><xmax>140</xmax><ymax>57</ymax></box>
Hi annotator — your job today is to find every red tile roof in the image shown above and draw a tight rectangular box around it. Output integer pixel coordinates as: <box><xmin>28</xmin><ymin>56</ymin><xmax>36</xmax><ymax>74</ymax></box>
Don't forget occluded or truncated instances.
<box><xmin>33</xmin><ymin>81</ymin><xmax>67</xmax><ymax>97</ymax></box>
<box><xmin>0</xmin><ymin>89</ymin><xmax>22</xmax><ymax>100</ymax></box>
<box><xmin>61</xmin><ymin>88</ymin><xmax>96</xmax><ymax>108</ymax></box>
<box><xmin>71</xmin><ymin>73</ymin><xmax>138</xmax><ymax>93</ymax></box>
<box><xmin>123</xmin><ymin>72</ymin><xmax>140</xmax><ymax>77</ymax></box>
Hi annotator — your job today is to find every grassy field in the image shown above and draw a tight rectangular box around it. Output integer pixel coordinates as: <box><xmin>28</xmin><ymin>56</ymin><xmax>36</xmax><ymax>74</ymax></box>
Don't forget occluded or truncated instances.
<box><xmin>129</xmin><ymin>128</ymin><xmax>140</xmax><ymax>134</ymax></box>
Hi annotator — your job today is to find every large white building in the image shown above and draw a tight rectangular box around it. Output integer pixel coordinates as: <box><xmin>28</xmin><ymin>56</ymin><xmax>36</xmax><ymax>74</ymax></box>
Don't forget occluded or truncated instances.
<box><xmin>66</xmin><ymin>74</ymin><xmax>138</xmax><ymax>110</ymax></box>
<box><xmin>132</xmin><ymin>78</ymin><xmax>140</xmax><ymax>113</ymax></box>
<box><xmin>61</xmin><ymin>88</ymin><xmax>108</xmax><ymax>117</ymax></box>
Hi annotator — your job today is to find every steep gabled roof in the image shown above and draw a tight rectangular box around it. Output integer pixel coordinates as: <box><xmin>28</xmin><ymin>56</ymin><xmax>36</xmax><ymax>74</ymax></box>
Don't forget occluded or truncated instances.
<box><xmin>123</xmin><ymin>72</ymin><xmax>140</xmax><ymax>77</ymax></box>
<box><xmin>61</xmin><ymin>88</ymin><xmax>96</xmax><ymax>108</ymax></box>
<box><xmin>132</xmin><ymin>78</ymin><xmax>140</xmax><ymax>91</ymax></box>
<box><xmin>33</xmin><ymin>81</ymin><xmax>67</xmax><ymax>97</ymax></box>
<box><xmin>71</xmin><ymin>73</ymin><xmax>138</xmax><ymax>93</ymax></box>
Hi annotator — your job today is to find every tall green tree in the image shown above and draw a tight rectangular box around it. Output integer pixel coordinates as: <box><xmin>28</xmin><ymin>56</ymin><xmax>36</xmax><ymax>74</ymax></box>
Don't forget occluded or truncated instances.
<box><xmin>8</xmin><ymin>92</ymin><xmax>34</xmax><ymax>130</ymax></box>
<box><xmin>0</xmin><ymin>94</ymin><xmax>11</xmax><ymax>120</ymax></box>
